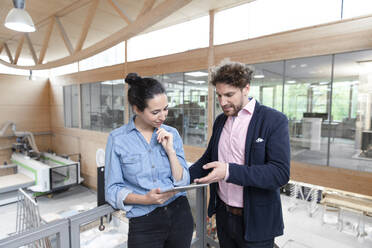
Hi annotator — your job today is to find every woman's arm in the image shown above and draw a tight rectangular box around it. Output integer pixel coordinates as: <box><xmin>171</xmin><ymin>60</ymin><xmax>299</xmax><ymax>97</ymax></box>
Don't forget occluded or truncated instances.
<box><xmin>157</xmin><ymin>128</ymin><xmax>186</xmax><ymax>182</ymax></box>
<box><xmin>105</xmin><ymin>133</ymin><xmax>133</xmax><ymax>211</ymax></box>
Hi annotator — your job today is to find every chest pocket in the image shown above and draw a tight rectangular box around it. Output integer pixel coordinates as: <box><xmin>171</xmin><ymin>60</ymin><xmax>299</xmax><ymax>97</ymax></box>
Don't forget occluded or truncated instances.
<box><xmin>120</xmin><ymin>154</ymin><xmax>142</xmax><ymax>176</ymax></box>
<box><xmin>251</xmin><ymin>142</ymin><xmax>266</xmax><ymax>165</ymax></box>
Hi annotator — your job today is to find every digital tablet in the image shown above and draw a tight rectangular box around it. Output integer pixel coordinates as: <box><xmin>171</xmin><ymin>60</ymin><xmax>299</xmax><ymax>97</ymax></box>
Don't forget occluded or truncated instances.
<box><xmin>161</xmin><ymin>183</ymin><xmax>209</xmax><ymax>193</ymax></box>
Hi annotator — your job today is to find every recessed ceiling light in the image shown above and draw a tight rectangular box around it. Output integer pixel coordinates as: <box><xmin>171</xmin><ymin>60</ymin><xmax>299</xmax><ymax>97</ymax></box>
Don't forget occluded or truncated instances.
<box><xmin>185</xmin><ymin>71</ymin><xmax>208</xmax><ymax>77</ymax></box>
<box><xmin>253</xmin><ymin>74</ymin><xmax>264</xmax><ymax>79</ymax></box>
<box><xmin>287</xmin><ymin>80</ymin><xmax>296</xmax><ymax>84</ymax></box>
<box><xmin>188</xmin><ymin>80</ymin><xmax>205</xmax><ymax>84</ymax></box>
<box><xmin>102</xmin><ymin>81</ymin><xmax>123</xmax><ymax>85</ymax></box>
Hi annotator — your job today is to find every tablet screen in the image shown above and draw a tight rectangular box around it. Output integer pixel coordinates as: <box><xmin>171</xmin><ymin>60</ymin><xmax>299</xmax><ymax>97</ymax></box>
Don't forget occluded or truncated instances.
<box><xmin>161</xmin><ymin>183</ymin><xmax>209</xmax><ymax>193</ymax></box>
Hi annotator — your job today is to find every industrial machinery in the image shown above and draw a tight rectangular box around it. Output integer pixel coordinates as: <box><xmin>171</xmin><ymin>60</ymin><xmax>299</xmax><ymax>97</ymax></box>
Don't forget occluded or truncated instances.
<box><xmin>0</xmin><ymin>122</ymin><xmax>83</xmax><ymax>205</ymax></box>
<box><xmin>11</xmin><ymin>152</ymin><xmax>83</xmax><ymax>194</ymax></box>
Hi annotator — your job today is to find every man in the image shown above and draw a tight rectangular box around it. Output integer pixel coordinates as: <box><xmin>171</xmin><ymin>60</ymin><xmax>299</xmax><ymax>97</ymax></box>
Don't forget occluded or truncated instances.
<box><xmin>190</xmin><ymin>61</ymin><xmax>290</xmax><ymax>248</ymax></box>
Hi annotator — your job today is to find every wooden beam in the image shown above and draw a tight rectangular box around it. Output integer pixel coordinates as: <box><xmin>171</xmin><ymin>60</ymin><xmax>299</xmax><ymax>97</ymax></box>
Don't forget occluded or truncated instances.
<box><xmin>75</xmin><ymin>0</ymin><xmax>99</xmax><ymax>53</ymax></box>
<box><xmin>55</xmin><ymin>16</ymin><xmax>74</xmax><ymax>55</ymax></box>
<box><xmin>38</xmin><ymin>17</ymin><xmax>55</xmax><ymax>64</ymax></box>
<box><xmin>0</xmin><ymin>0</ymin><xmax>192</xmax><ymax>70</ymax></box>
<box><xmin>3</xmin><ymin>43</ymin><xmax>13</xmax><ymax>64</ymax></box>
<box><xmin>13</xmin><ymin>35</ymin><xmax>25</xmax><ymax>65</ymax></box>
<box><xmin>137</xmin><ymin>0</ymin><xmax>156</xmax><ymax>19</ymax></box>
<box><xmin>25</xmin><ymin>34</ymin><xmax>38</xmax><ymax>64</ymax></box>
<box><xmin>107</xmin><ymin>0</ymin><xmax>132</xmax><ymax>24</ymax></box>
<box><xmin>124</xmin><ymin>40</ymin><xmax>129</xmax><ymax>124</ymax></box>
<box><xmin>207</xmin><ymin>10</ymin><xmax>215</xmax><ymax>141</ymax></box>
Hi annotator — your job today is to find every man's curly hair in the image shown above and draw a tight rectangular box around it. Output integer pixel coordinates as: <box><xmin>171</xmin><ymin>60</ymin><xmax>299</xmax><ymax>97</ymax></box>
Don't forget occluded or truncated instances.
<box><xmin>210</xmin><ymin>60</ymin><xmax>253</xmax><ymax>89</ymax></box>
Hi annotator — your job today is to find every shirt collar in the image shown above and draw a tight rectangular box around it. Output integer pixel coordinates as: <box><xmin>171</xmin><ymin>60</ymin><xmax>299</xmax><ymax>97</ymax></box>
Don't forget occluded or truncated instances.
<box><xmin>238</xmin><ymin>97</ymin><xmax>256</xmax><ymax>116</ymax></box>
<box><xmin>126</xmin><ymin>115</ymin><xmax>160</xmax><ymax>134</ymax></box>
<box><xmin>126</xmin><ymin>116</ymin><xmax>137</xmax><ymax>133</ymax></box>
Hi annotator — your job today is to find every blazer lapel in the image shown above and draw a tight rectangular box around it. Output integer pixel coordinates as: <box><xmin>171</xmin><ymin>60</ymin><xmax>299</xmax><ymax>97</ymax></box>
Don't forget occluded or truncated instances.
<box><xmin>212</xmin><ymin>114</ymin><xmax>227</xmax><ymax>161</ymax></box>
<box><xmin>245</xmin><ymin>101</ymin><xmax>262</xmax><ymax>165</ymax></box>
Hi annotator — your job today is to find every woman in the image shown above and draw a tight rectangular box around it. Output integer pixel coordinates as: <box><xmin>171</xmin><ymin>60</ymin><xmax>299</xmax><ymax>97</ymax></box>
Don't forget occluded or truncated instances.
<box><xmin>105</xmin><ymin>73</ymin><xmax>194</xmax><ymax>248</ymax></box>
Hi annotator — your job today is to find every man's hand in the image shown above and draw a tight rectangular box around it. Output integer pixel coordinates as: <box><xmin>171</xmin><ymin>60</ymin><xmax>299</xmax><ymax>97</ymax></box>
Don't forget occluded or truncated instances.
<box><xmin>194</xmin><ymin>161</ymin><xmax>227</xmax><ymax>184</ymax></box>
<box><xmin>145</xmin><ymin>188</ymin><xmax>175</xmax><ymax>205</ymax></box>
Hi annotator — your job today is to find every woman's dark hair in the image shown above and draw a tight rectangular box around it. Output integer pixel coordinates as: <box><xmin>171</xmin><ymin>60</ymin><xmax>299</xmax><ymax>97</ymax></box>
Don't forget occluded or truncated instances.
<box><xmin>125</xmin><ymin>73</ymin><xmax>166</xmax><ymax>112</ymax></box>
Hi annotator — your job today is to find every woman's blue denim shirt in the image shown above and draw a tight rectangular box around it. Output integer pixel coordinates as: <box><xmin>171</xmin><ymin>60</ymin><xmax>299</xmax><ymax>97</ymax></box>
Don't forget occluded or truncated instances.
<box><xmin>104</xmin><ymin>118</ymin><xmax>190</xmax><ymax>218</ymax></box>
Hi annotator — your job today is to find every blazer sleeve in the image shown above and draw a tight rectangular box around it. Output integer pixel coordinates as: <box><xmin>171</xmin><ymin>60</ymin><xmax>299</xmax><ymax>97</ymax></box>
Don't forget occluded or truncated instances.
<box><xmin>226</xmin><ymin>114</ymin><xmax>290</xmax><ymax>190</ymax></box>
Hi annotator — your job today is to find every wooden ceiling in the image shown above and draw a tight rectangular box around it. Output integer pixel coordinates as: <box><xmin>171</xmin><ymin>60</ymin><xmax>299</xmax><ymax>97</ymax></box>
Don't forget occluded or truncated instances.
<box><xmin>0</xmin><ymin>0</ymin><xmax>253</xmax><ymax>70</ymax></box>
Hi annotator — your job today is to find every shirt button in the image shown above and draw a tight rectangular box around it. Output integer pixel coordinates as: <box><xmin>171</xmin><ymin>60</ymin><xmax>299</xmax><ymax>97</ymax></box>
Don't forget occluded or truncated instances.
<box><xmin>153</xmin><ymin>179</ymin><xmax>156</xmax><ymax>182</ymax></box>
<box><xmin>152</xmin><ymin>165</ymin><xmax>155</xmax><ymax>168</ymax></box>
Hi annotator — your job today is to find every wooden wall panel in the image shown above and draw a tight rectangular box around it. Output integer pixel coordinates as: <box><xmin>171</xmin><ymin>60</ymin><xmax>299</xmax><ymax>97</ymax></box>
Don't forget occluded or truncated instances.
<box><xmin>50</xmin><ymin>15</ymin><xmax>372</xmax><ymax>193</ymax></box>
<box><xmin>0</xmin><ymin>74</ymin><xmax>51</xmax><ymax>166</ymax></box>
<box><xmin>50</xmin><ymin>106</ymin><xmax>65</xmax><ymax>129</ymax></box>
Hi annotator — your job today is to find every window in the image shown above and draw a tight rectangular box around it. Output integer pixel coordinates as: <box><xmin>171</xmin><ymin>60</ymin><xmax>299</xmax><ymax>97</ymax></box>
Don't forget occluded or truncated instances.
<box><xmin>342</xmin><ymin>0</ymin><xmax>372</xmax><ymax>19</ymax></box>
<box><xmin>247</xmin><ymin>0</ymin><xmax>340</xmax><ymax>39</ymax></box>
<box><xmin>51</xmin><ymin>63</ymin><xmax>78</xmax><ymax>76</ymax></box>
<box><xmin>79</xmin><ymin>42</ymin><xmax>125</xmax><ymax>71</ymax></box>
<box><xmin>128</xmin><ymin>16</ymin><xmax>208</xmax><ymax>61</ymax></box>
<box><xmin>63</xmin><ymin>85</ymin><xmax>79</xmax><ymax>128</ymax></box>
<box><xmin>81</xmin><ymin>80</ymin><xmax>125</xmax><ymax>132</ymax></box>
<box><xmin>214</xmin><ymin>0</ymin><xmax>341</xmax><ymax>45</ymax></box>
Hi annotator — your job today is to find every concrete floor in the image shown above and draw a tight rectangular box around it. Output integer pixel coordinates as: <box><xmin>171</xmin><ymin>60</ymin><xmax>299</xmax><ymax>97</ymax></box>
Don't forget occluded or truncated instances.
<box><xmin>0</xmin><ymin>185</ymin><xmax>371</xmax><ymax>248</ymax></box>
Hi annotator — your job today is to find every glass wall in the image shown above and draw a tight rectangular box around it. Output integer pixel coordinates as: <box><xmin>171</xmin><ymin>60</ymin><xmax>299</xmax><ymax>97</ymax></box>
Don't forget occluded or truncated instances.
<box><xmin>284</xmin><ymin>55</ymin><xmax>333</xmax><ymax>166</ymax></box>
<box><xmin>80</xmin><ymin>80</ymin><xmax>125</xmax><ymax>132</ymax></box>
<box><xmin>162</xmin><ymin>73</ymin><xmax>184</xmax><ymax>138</ymax></box>
<box><xmin>213</xmin><ymin>50</ymin><xmax>372</xmax><ymax>172</ymax></box>
<box><xmin>184</xmin><ymin>71</ymin><xmax>208</xmax><ymax>146</ymax></box>
<box><xmin>251</xmin><ymin>61</ymin><xmax>284</xmax><ymax>111</ymax></box>
<box><xmin>63</xmin><ymin>85</ymin><xmax>79</xmax><ymax>128</ymax></box>
<box><xmin>63</xmin><ymin>49</ymin><xmax>372</xmax><ymax>173</ymax></box>
<box><xmin>330</xmin><ymin>50</ymin><xmax>372</xmax><ymax>172</ymax></box>
<box><xmin>157</xmin><ymin>70</ymin><xmax>209</xmax><ymax>147</ymax></box>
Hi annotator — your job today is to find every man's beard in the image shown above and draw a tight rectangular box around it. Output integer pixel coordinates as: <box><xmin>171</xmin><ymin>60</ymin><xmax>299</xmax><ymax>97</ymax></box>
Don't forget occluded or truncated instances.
<box><xmin>222</xmin><ymin>103</ymin><xmax>243</xmax><ymax>116</ymax></box>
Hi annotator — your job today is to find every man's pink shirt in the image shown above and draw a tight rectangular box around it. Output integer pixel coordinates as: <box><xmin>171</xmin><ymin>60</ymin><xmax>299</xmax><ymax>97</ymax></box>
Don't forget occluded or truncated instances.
<box><xmin>217</xmin><ymin>98</ymin><xmax>256</xmax><ymax>207</ymax></box>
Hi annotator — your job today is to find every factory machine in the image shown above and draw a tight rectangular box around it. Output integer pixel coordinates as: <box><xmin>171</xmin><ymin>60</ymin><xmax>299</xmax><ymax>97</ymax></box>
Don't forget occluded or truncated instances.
<box><xmin>0</xmin><ymin>122</ymin><xmax>83</xmax><ymax>204</ymax></box>
<box><xmin>11</xmin><ymin>152</ymin><xmax>83</xmax><ymax>194</ymax></box>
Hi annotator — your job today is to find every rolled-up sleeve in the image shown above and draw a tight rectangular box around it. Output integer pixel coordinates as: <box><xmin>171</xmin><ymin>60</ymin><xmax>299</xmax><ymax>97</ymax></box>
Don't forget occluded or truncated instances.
<box><xmin>171</xmin><ymin>130</ymin><xmax>190</xmax><ymax>186</ymax></box>
<box><xmin>104</xmin><ymin>134</ymin><xmax>133</xmax><ymax>212</ymax></box>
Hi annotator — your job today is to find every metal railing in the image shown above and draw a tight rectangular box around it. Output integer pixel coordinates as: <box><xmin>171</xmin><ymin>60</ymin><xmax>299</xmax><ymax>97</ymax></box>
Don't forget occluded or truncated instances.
<box><xmin>0</xmin><ymin>187</ymin><xmax>219</xmax><ymax>248</ymax></box>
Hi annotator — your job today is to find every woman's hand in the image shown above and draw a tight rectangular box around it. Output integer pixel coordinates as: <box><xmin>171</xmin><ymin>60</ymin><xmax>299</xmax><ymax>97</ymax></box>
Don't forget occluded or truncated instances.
<box><xmin>145</xmin><ymin>188</ymin><xmax>175</xmax><ymax>205</ymax></box>
<box><xmin>156</xmin><ymin>128</ymin><xmax>174</xmax><ymax>154</ymax></box>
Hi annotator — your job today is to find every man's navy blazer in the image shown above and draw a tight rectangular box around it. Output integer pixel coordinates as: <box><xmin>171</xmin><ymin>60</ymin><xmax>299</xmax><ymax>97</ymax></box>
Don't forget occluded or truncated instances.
<box><xmin>190</xmin><ymin>101</ymin><xmax>290</xmax><ymax>242</ymax></box>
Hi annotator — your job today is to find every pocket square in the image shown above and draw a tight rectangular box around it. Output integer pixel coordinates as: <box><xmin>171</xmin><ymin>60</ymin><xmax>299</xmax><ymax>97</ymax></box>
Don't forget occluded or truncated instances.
<box><xmin>255</xmin><ymin>138</ymin><xmax>264</xmax><ymax>143</ymax></box>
